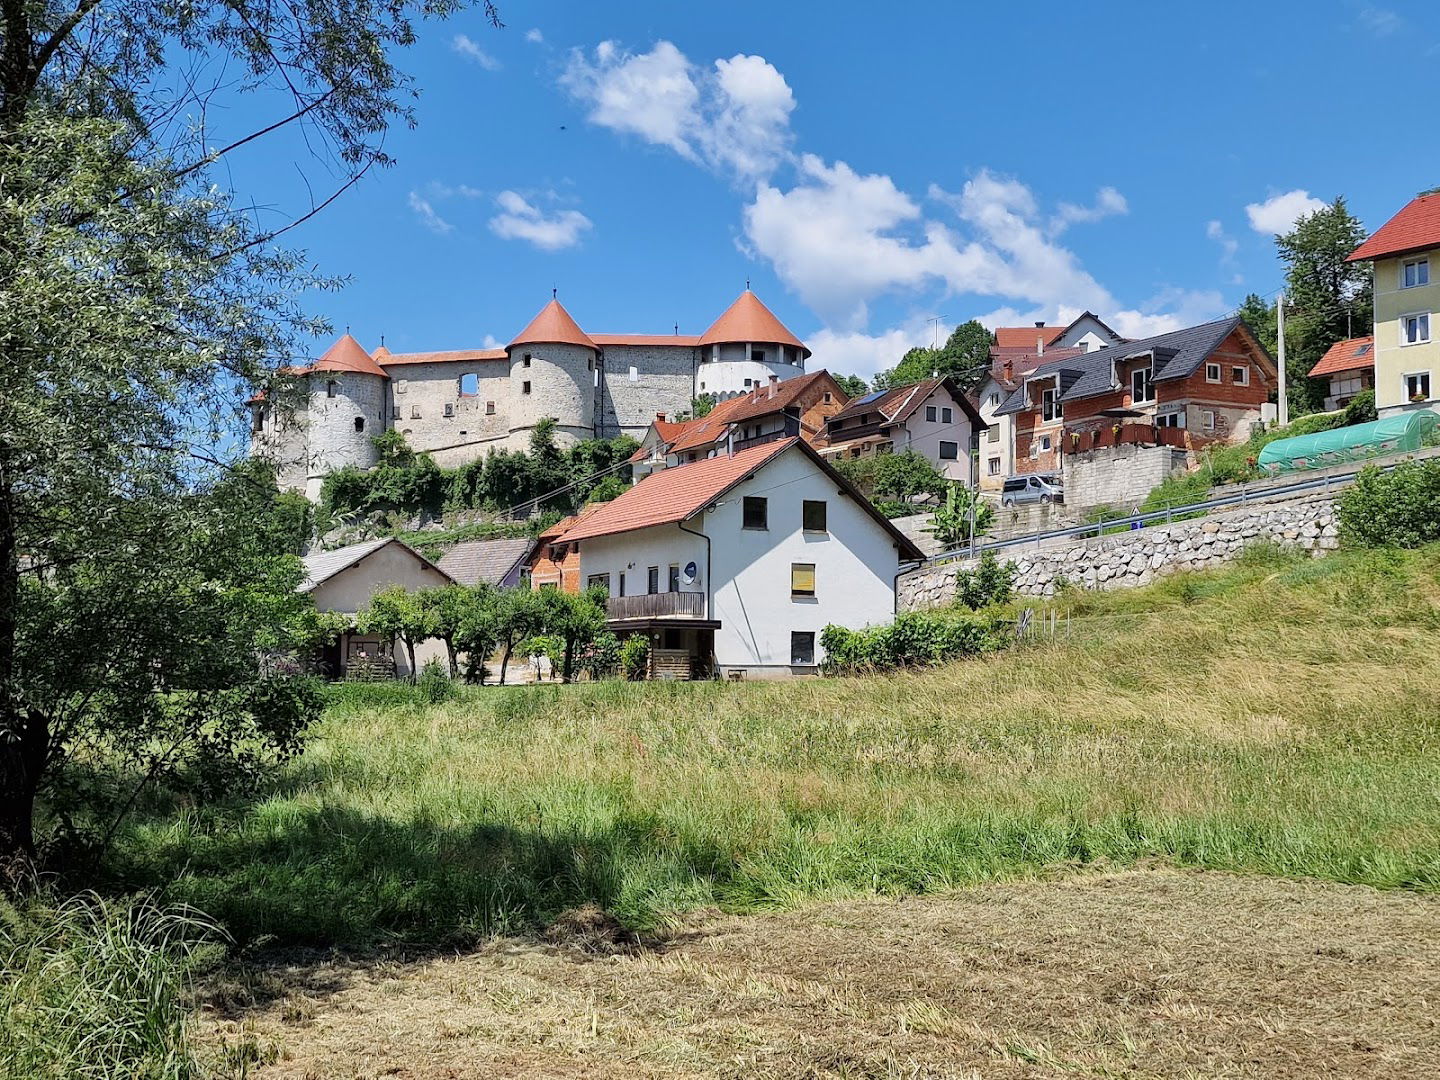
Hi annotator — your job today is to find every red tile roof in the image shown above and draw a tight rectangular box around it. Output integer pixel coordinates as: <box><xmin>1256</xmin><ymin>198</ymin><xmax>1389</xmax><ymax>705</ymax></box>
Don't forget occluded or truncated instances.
<box><xmin>665</xmin><ymin>392</ymin><xmax>756</xmax><ymax>455</ymax></box>
<box><xmin>1348</xmin><ymin>193</ymin><xmax>1440</xmax><ymax>261</ymax></box>
<box><xmin>308</xmin><ymin>334</ymin><xmax>389</xmax><ymax>378</ymax></box>
<box><xmin>698</xmin><ymin>290</ymin><xmax>809</xmax><ymax>356</ymax></box>
<box><xmin>509</xmin><ymin>298</ymin><xmax>597</xmax><ymax>350</ymax></box>
<box><xmin>378</xmin><ymin>348</ymin><xmax>508</xmax><ymax>366</ymax></box>
<box><xmin>1308</xmin><ymin>336</ymin><xmax>1375</xmax><ymax>378</ymax></box>
<box><xmin>561</xmin><ymin>439</ymin><xmax>794</xmax><ymax>543</ymax></box>
<box><xmin>627</xmin><ymin>419</ymin><xmax>689</xmax><ymax>463</ymax></box>
<box><xmin>994</xmin><ymin>325</ymin><xmax>1064</xmax><ymax>350</ymax></box>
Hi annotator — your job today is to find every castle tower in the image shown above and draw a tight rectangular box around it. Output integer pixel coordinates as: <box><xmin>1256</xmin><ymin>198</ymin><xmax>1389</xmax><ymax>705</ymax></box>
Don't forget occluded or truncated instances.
<box><xmin>506</xmin><ymin>298</ymin><xmax>599</xmax><ymax>448</ymax></box>
<box><xmin>300</xmin><ymin>334</ymin><xmax>390</xmax><ymax>499</ymax></box>
<box><xmin>695</xmin><ymin>289</ymin><xmax>810</xmax><ymax>399</ymax></box>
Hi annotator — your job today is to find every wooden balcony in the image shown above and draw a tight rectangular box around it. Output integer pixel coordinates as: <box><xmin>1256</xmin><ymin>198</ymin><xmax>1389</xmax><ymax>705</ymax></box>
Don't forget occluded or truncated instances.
<box><xmin>1066</xmin><ymin>423</ymin><xmax>1191</xmax><ymax>453</ymax></box>
<box><xmin>606</xmin><ymin>591</ymin><xmax>707</xmax><ymax>621</ymax></box>
<box><xmin>732</xmin><ymin>414</ymin><xmax>801</xmax><ymax>452</ymax></box>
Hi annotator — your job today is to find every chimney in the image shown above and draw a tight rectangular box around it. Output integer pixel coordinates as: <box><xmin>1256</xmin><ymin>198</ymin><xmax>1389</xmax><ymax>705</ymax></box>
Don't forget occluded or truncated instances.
<box><xmin>1034</xmin><ymin>321</ymin><xmax>1046</xmax><ymax>328</ymax></box>
<box><xmin>768</xmin><ymin>374</ymin><xmax>778</xmax><ymax>399</ymax></box>
<box><xmin>1003</xmin><ymin>357</ymin><xmax>1013</xmax><ymax>380</ymax></box>
<box><xmin>655</xmin><ymin>412</ymin><xmax>666</xmax><ymax>423</ymax></box>
<box><xmin>1037</xmin><ymin>337</ymin><xmax>1044</xmax><ymax>356</ymax></box>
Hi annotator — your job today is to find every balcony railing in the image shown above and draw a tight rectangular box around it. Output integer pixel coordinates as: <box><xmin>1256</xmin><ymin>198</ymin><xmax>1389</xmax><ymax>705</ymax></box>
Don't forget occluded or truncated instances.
<box><xmin>606</xmin><ymin>591</ymin><xmax>706</xmax><ymax>621</ymax></box>
<box><xmin>1066</xmin><ymin>423</ymin><xmax>1191</xmax><ymax>452</ymax></box>
<box><xmin>733</xmin><ymin>414</ymin><xmax>801</xmax><ymax>452</ymax></box>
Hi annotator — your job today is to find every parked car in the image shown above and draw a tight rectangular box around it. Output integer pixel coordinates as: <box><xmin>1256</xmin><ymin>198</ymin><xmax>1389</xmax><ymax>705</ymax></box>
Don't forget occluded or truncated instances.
<box><xmin>1001</xmin><ymin>473</ymin><xmax>1064</xmax><ymax>506</ymax></box>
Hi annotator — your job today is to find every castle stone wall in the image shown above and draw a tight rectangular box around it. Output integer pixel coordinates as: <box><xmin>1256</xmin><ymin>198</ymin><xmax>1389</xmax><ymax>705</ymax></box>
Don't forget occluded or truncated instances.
<box><xmin>598</xmin><ymin>344</ymin><xmax>698</xmax><ymax>438</ymax></box>
<box><xmin>507</xmin><ymin>342</ymin><xmax>596</xmax><ymax>447</ymax></box>
<box><xmin>303</xmin><ymin>372</ymin><xmax>387</xmax><ymax>498</ymax></box>
<box><xmin>389</xmin><ymin>359</ymin><xmax>510</xmax><ymax>453</ymax></box>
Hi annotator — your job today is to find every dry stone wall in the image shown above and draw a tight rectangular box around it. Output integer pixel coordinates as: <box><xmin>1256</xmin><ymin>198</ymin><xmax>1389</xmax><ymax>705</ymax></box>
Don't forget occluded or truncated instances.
<box><xmin>898</xmin><ymin>492</ymin><xmax>1340</xmax><ymax>610</ymax></box>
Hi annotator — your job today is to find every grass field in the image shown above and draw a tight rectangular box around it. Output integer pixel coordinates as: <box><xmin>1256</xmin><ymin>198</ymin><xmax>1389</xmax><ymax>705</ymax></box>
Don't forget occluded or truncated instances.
<box><xmin>111</xmin><ymin>542</ymin><xmax>1440</xmax><ymax>951</ymax></box>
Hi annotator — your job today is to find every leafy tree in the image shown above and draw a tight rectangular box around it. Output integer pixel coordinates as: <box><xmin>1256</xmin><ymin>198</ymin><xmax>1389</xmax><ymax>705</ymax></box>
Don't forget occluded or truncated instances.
<box><xmin>0</xmin><ymin>0</ymin><xmax>499</xmax><ymax>865</ymax></box>
<box><xmin>953</xmin><ymin>551</ymin><xmax>1016</xmax><ymax>610</ymax></box>
<box><xmin>453</xmin><ymin>584</ymin><xmax>499</xmax><ymax>683</ymax></box>
<box><xmin>874</xmin><ymin>321</ymin><xmax>994</xmax><ymax>391</ymax></box>
<box><xmin>691</xmin><ymin>395</ymin><xmax>716</xmax><ymax>418</ymax></box>
<box><xmin>490</xmin><ymin>587</ymin><xmax>545</xmax><ymax>685</ymax></box>
<box><xmin>358</xmin><ymin>586</ymin><xmax>430</xmax><ymax>684</ymax></box>
<box><xmin>834</xmin><ymin>450</ymin><xmax>948</xmax><ymax>506</ymax></box>
<box><xmin>833</xmin><ymin>374</ymin><xmax>869</xmax><ymax>398</ymax></box>
<box><xmin>536</xmin><ymin>585</ymin><xmax>609</xmax><ymax>684</ymax></box>
<box><xmin>1237</xmin><ymin>293</ymin><xmax>1279</xmax><ymax>363</ymax></box>
<box><xmin>417</xmin><ymin>585</ymin><xmax>476</xmax><ymax>679</ymax></box>
<box><xmin>1274</xmin><ymin>198</ymin><xmax>1373</xmax><ymax>415</ymax></box>
<box><xmin>925</xmin><ymin>485</ymin><xmax>994</xmax><ymax>548</ymax></box>
<box><xmin>585</xmin><ymin>475</ymin><xmax>628</xmax><ymax>504</ymax></box>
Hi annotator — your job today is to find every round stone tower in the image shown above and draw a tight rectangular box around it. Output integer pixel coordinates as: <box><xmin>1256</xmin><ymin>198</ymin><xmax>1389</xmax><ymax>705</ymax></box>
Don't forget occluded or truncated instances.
<box><xmin>695</xmin><ymin>289</ymin><xmax>810</xmax><ymax>399</ymax></box>
<box><xmin>302</xmin><ymin>333</ymin><xmax>390</xmax><ymax>500</ymax></box>
<box><xmin>506</xmin><ymin>297</ymin><xmax>599</xmax><ymax>449</ymax></box>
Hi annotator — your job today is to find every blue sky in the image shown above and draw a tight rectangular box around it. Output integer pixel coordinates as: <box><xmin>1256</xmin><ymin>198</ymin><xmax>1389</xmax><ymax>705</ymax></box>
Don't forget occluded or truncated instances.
<box><xmin>224</xmin><ymin>0</ymin><xmax>1440</xmax><ymax>379</ymax></box>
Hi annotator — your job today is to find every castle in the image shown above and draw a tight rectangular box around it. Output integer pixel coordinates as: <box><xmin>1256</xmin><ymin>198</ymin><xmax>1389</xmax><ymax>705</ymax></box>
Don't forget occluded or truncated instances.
<box><xmin>250</xmin><ymin>289</ymin><xmax>812</xmax><ymax>499</ymax></box>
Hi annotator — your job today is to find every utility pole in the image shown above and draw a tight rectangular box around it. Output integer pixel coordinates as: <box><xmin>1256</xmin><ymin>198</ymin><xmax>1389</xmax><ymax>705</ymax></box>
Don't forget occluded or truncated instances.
<box><xmin>1276</xmin><ymin>292</ymin><xmax>1288</xmax><ymax>427</ymax></box>
<box><xmin>927</xmin><ymin>315</ymin><xmax>947</xmax><ymax>350</ymax></box>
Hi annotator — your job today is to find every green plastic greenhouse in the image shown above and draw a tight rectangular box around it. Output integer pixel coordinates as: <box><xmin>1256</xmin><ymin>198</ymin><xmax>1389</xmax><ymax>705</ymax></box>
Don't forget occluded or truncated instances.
<box><xmin>1257</xmin><ymin>410</ymin><xmax>1438</xmax><ymax>474</ymax></box>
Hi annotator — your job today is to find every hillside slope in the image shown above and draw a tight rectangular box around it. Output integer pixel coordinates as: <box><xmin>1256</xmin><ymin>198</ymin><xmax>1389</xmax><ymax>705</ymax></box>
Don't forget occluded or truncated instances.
<box><xmin>121</xmin><ymin>544</ymin><xmax>1440</xmax><ymax>946</ymax></box>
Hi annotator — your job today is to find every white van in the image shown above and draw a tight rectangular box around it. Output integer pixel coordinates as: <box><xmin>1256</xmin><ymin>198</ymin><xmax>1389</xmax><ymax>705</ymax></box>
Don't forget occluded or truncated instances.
<box><xmin>1001</xmin><ymin>473</ymin><xmax>1063</xmax><ymax>506</ymax></box>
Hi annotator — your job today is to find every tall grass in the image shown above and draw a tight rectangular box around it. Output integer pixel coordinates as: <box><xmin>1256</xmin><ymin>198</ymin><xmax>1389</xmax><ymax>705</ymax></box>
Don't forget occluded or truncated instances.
<box><xmin>0</xmin><ymin>893</ymin><xmax>223</xmax><ymax>1079</ymax></box>
<box><xmin>113</xmin><ymin>544</ymin><xmax>1440</xmax><ymax>947</ymax></box>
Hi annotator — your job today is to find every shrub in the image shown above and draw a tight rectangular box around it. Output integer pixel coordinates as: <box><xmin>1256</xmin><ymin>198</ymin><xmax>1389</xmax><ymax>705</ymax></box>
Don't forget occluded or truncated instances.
<box><xmin>417</xmin><ymin>657</ymin><xmax>455</xmax><ymax>704</ymax></box>
<box><xmin>1342</xmin><ymin>389</ymin><xmax>1377</xmax><ymax>426</ymax></box>
<box><xmin>0</xmin><ymin>893</ymin><xmax>224</xmax><ymax>1079</ymax></box>
<box><xmin>820</xmin><ymin>610</ymin><xmax>1007</xmax><ymax>674</ymax></box>
<box><xmin>1337</xmin><ymin>460</ymin><xmax>1440</xmax><ymax>548</ymax></box>
<box><xmin>925</xmin><ymin>485</ymin><xmax>994</xmax><ymax>547</ymax></box>
<box><xmin>953</xmin><ymin>551</ymin><xmax>1016</xmax><ymax>610</ymax></box>
<box><xmin>581</xmin><ymin>631</ymin><xmax>622</xmax><ymax>680</ymax></box>
<box><xmin>619</xmin><ymin>635</ymin><xmax>650</xmax><ymax>681</ymax></box>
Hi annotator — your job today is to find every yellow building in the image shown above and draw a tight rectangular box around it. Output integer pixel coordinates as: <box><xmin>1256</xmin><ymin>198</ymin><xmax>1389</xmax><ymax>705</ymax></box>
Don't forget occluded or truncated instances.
<box><xmin>1349</xmin><ymin>192</ymin><xmax>1440</xmax><ymax>415</ymax></box>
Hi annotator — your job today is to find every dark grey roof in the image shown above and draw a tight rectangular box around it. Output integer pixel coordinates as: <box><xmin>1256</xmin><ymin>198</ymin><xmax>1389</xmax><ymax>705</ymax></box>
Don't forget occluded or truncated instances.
<box><xmin>436</xmin><ymin>537</ymin><xmax>534</xmax><ymax>587</ymax></box>
<box><xmin>299</xmin><ymin>537</ymin><xmax>393</xmax><ymax>593</ymax></box>
<box><xmin>994</xmin><ymin>316</ymin><xmax>1258</xmax><ymax>416</ymax></box>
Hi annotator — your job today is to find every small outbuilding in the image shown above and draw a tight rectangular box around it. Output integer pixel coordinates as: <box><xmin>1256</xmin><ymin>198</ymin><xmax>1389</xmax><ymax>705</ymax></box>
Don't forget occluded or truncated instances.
<box><xmin>436</xmin><ymin>537</ymin><xmax>533</xmax><ymax>588</ymax></box>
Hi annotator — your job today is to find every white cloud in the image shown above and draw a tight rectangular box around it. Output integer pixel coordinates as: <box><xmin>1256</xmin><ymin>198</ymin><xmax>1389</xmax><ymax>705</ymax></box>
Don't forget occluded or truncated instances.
<box><xmin>525</xmin><ymin>28</ymin><xmax>544</xmax><ymax>44</ymax></box>
<box><xmin>1358</xmin><ymin>6</ymin><xmax>1402</xmax><ymax>36</ymax></box>
<box><xmin>429</xmin><ymin>182</ymin><xmax>484</xmax><ymax>200</ymax></box>
<box><xmin>408</xmin><ymin>191</ymin><xmax>452</xmax><ymax>235</ymax></box>
<box><xmin>1206</xmin><ymin>219</ymin><xmax>1237</xmax><ymax>259</ymax></box>
<box><xmin>452</xmin><ymin>34</ymin><xmax>500</xmax><ymax>71</ymax></box>
<box><xmin>1051</xmin><ymin>186</ymin><xmax>1128</xmax><ymax>232</ymax></box>
<box><xmin>560</xmin><ymin>41</ymin><xmax>795</xmax><ymax>184</ymax></box>
<box><xmin>806</xmin><ymin>325</ymin><xmax>930</xmax><ymax>380</ymax></box>
<box><xmin>488</xmin><ymin>190</ymin><xmax>593</xmax><ymax>251</ymax></box>
<box><xmin>482</xmin><ymin>334</ymin><xmax>502</xmax><ymax>349</ymax></box>
<box><xmin>1245</xmin><ymin>189</ymin><xmax>1327</xmax><ymax>236</ymax></box>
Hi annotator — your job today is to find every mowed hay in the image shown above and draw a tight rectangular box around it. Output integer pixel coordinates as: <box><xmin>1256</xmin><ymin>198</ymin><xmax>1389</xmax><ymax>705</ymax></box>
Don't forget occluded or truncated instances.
<box><xmin>208</xmin><ymin>870</ymin><xmax>1440</xmax><ymax>1079</ymax></box>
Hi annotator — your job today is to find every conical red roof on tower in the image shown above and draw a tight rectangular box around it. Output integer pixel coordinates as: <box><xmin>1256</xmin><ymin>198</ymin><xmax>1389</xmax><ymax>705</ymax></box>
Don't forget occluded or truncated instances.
<box><xmin>309</xmin><ymin>333</ymin><xmax>389</xmax><ymax>378</ymax></box>
<box><xmin>508</xmin><ymin>298</ymin><xmax>596</xmax><ymax>350</ymax></box>
<box><xmin>698</xmin><ymin>290</ymin><xmax>809</xmax><ymax>357</ymax></box>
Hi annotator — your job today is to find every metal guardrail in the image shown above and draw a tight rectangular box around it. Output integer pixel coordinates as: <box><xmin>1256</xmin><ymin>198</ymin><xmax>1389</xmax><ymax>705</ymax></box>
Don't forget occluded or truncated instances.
<box><xmin>925</xmin><ymin>456</ymin><xmax>1407</xmax><ymax>566</ymax></box>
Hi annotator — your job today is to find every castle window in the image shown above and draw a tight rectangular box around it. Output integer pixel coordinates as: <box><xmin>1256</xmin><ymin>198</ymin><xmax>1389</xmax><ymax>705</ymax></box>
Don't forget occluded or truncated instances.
<box><xmin>522</xmin><ymin>381</ymin><xmax>531</xmax><ymax>395</ymax></box>
<box><xmin>459</xmin><ymin>373</ymin><xmax>478</xmax><ymax>396</ymax></box>
<box><xmin>392</xmin><ymin>406</ymin><xmax>400</xmax><ymax>420</ymax></box>
<box><xmin>523</xmin><ymin>353</ymin><xmax>532</xmax><ymax>367</ymax></box>
<box><xmin>443</xmin><ymin>403</ymin><xmax>454</xmax><ymax>417</ymax></box>
<box><xmin>486</xmin><ymin>401</ymin><xmax>496</xmax><ymax>415</ymax></box>
<box><xmin>353</xmin><ymin>417</ymin><xmax>364</xmax><ymax>433</ymax></box>
<box><xmin>395</xmin><ymin>380</ymin><xmax>407</xmax><ymax>394</ymax></box>
<box><xmin>326</xmin><ymin>379</ymin><xmax>338</xmax><ymax>398</ymax></box>
<box><xmin>459</xmin><ymin>430</ymin><xmax>467</xmax><ymax>437</ymax></box>
<box><xmin>587</xmin><ymin>356</ymin><xmax>594</xmax><ymax>371</ymax></box>
<box><xmin>753</xmin><ymin>349</ymin><xmax>766</xmax><ymax>364</ymax></box>
<box><xmin>744</xmin><ymin>378</ymin><xmax>753</xmax><ymax>388</ymax></box>
<box><xmin>402</xmin><ymin>428</ymin><xmax>411</xmax><ymax>436</ymax></box>
<box><xmin>250</xmin><ymin>408</ymin><xmax>264</xmax><ymax>433</ymax></box>
<box><xmin>629</xmin><ymin>366</ymin><xmax>638</xmax><ymax>382</ymax></box>
<box><xmin>410</xmin><ymin>405</ymin><xmax>421</xmax><ymax>419</ymax></box>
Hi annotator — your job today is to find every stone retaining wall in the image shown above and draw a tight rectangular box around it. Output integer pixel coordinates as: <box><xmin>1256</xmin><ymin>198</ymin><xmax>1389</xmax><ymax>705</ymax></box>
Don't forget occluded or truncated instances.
<box><xmin>898</xmin><ymin>492</ymin><xmax>1339</xmax><ymax>610</ymax></box>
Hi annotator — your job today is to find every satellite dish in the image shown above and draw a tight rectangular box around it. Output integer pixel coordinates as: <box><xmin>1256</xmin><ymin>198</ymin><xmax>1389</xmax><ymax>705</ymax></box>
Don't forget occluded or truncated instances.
<box><xmin>682</xmin><ymin>561</ymin><xmax>699</xmax><ymax>585</ymax></box>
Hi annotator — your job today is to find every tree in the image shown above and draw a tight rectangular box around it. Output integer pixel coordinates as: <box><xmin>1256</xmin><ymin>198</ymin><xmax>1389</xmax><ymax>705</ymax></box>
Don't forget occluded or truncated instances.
<box><xmin>452</xmin><ymin>584</ymin><xmax>499</xmax><ymax>683</ymax></box>
<box><xmin>692</xmin><ymin>395</ymin><xmax>716</xmax><ymax>419</ymax></box>
<box><xmin>925</xmin><ymin>485</ymin><xmax>994</xmax><ymax>547</ymax></box>
<box><xmin>833</xmin><ymin>374</ymin><xmax>869</xmax><ymax>398</ymax></box>
<box><xmin>536</xmin><ymin>585</ymin><xmax>608</xmax><ymax>684</ymax></box>
<box><xmin>1274</xmin><ymin>198</ymin><xmax>1373</xmax><ymax>415</ymax></box>
<box><xmin>873</xmin><ymin>321</ymin><xmax>994</xmax><ymax>391</ymax></box>
<box><xmin>490</xmin><ymin>588</ymin><xmax>544</xmax><ymax>686</ymax></box>
<box><xmin>358</xmin><ymin>586</ymin><xmax>430</xmax><ymax>683</ymax></box>
<box><xmin>418</xmin><ymin>585</ymin><xmax>476</xmax><ymax>679</ymax></box>
<box><xmin>0</xmin><ymin>0</ymin><xmax>500</xmax><ymax>865</ymax></box>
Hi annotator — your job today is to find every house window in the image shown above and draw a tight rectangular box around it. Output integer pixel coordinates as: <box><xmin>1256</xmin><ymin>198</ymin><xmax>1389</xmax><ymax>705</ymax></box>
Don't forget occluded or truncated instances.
<box><xmin>1157</xmin><ymin>412</ymin><xmax>1184</xmax><ymax>428</ymax></box>
<box><xmin>939</xmin><ymin>440</ymin><xmax>959</xmax><ymax>460</ymax></box>
<box><xmin>523</xmin><ymin>353</ymin><xmax>532</xmax><ymax>367</ymax></box>
<box><xmin>1403</xmin><ymin>258</ymin><xmax>1430</xmax><ymax>289</ymax></box>
<box><xmin>791</xmin><ymin>631</ymin><xmax>815</xmax><ymax>666</ymax></box>
<box><xmin>926</xmin><ymin>405</ymin><xmax>937</xmax><ymax>422</ymax></box>
<box><xmin>1202</xmin><ymin>409</ymin><xmax>1217</xmax><ymax>431</ymax></box>
<box><xmin>443</xmin><ymin>403</ymin><xmax>455</xmax><ymax>417</ymax></box>
<box><xmin>1402</xmin><ymin>313</ymin><xmax>1431</xmax><ymax>345</ymax></box>
<box><xmin>353</xmin><ymin>417</ymin><xmax>365</xmax><ymax>432</ymax></box>
<box><xmin>989</xmin><ymin>392</ymin><xmax>1000</xmax><ymax>407</ymax></box>
<box><xmin>823</xmin><ymin>391</ymin><xmax>833</xmax><ymax>404</ymax></box>
<box><xmin>1232</xmin><ymin>365</ymin><xmax>1249</xmax><ymax>385</ymax></box>
<box><xmin>743</xmin><ymin>496</ymin><xmax>768</xmax><ymax>529</ymax></box>
<box><xmin>326</xmin><ymin>379</ymin><xmax>338</xmax><ymax>398</ymax></box>
<box><xmin>803</xmin><ymin>499</ymin><xmax>827</xmax><ymax>532</ymax></box>
<box><xmin>410</xmin><ymin>405</ymin><xmax>421</xmax><ymax>419</ymax></box>
<box><xmin>668</xmin><ymin>564</ymin><xmax>680</xmax><ymax>592</ymax></box>
<box><xmin>1041</xmin><ymin>387</ymin><xmax>1061</xmax><ymax>422</ymax></box>
<box><xmin>486</xmin><ymin>401</ymin><xmax>496</xmax><ymax>415</ymax></box>
<box><xmin>875</xmin><ymin>441</ymin><xmax>893</xmax><ymax>454</ymax></box>
<box><xmin>1040</xmin><ymin>435</ymin><xmax>1052</xmax><ymax>452</ymax></box>
<box><xmin>1131</xmin><ymin>366</ymin><xmax>1155</xmax><ymax>403</ymax></box>
<box><xmin>617</xmin><ymin>571</ymin><xmax>626</xmax><ymax>597</ymax></box>
<box><xmin>587</xmin><ymin>573</ymin><xmax>609</xmax><ymax>592</ymax></box>
<box><xmin>1405</xmin><ymin>371</ymin><xmax>1431</xmax><ymax>402</ymax></box>
<box><xmin>941</xmin><ymin>407</ymin><xmax>953</xmax><ymax>424</ymax></box>
<box><xmin>1205</xmin><ymin>362</ymin><xmax>1221</xmax><ymax>383</ymax></box>
<box><xmin>647</xmin><ymin>566</ymin><xmax>660</xmax><ymax>594</ymax></box>
<box><xmin>522</xmin><ymin>381</ymin><xmax>531</xmax><ymax>395</ymax></box>
<box><xmin>987</xmin><ymin>423</ymin><xmax>999</xmax><ymax>443</ymax></box>
<box><xmin>988</xmin><ymin>456</ymin><xmax>1001</xmax><ymax>475</ymax></box>
<box><xmin>791</xmin><ymin>563</ymin><xmax>816</xmax><ymax>598</ymax></box>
